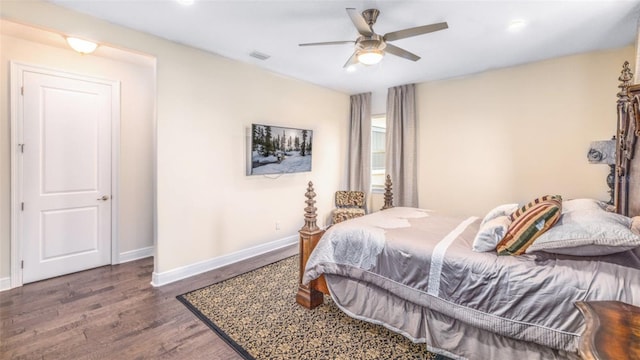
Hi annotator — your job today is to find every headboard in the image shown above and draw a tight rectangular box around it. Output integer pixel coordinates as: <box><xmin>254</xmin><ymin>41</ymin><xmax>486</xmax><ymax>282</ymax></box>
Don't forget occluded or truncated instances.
<box><xmin>615</xmin><ymin>61</ymin><xmax>640</xmax><ymax>218</ymax></box>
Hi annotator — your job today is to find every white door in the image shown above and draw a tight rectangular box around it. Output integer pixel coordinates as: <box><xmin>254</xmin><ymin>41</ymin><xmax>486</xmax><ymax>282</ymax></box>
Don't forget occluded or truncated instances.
<box><xmin>21</xmin><ymin>69</ymin><xmax>113</xmax><ymax>283</ymax></box>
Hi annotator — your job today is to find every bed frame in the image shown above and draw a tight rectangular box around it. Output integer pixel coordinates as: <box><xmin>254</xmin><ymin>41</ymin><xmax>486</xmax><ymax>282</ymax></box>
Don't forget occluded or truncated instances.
<box><xmin>296</xmin><ymin>61</ymin><xmax>640</xmax><ymax>312</ymax></box>
<box><xmin>615</xmin><ymin>61</ymin><xmax>640</xmax><ymax>217</ymax></box>
<box><xmin>296</xmin><ymin>175</ymin><xmax>394</xmax><ymax>308</ymax></box>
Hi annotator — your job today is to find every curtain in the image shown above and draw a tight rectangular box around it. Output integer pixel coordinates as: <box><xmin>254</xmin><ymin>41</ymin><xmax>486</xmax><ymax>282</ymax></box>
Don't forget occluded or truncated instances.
<box><xmin>386</xmin><ymin>84</ymin><xmax>418</xmax><ymax>207</ymax></box>
<box><xmin>349</xmin><ymin>93</ymin><xmax>372</xmax><ymax>211</ymax></box>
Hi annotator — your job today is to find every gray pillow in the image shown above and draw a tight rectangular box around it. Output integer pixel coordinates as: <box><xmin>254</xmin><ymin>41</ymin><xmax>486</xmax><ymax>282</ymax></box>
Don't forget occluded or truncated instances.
<box><xmin>526</xmin><ymin>200</ymin><xmax>640</xmax><ymax>256</ymax></box>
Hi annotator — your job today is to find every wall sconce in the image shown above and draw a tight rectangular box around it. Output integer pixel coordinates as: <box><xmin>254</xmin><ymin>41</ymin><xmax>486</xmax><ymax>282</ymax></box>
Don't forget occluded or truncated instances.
<box><xmin>587</xmin><ymin>138</ymin><xmax>616</xmax><ymax>204</ymax></box>
<box><xmin>66</xmin><ymin>37</ymin><xmax>98</xmax><ymax>55</ymax></box>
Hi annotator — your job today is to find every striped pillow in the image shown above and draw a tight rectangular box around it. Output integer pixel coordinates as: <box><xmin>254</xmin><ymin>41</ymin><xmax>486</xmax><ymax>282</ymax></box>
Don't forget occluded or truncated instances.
<box><xmin>497</xmin><ymin>195</ymin><xmax>562</xmax><ymax>255</ymax></box>
<box><xmin>509</xmin><ymin>195</ymin><xmax>562</xmax><ymax>221</ymax></box>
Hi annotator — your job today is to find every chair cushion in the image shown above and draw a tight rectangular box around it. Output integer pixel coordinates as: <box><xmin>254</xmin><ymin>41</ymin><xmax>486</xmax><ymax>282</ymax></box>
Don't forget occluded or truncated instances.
<box><xmin>335</xmin><ymin>191</ymin><xmax>365</xmax><ymax>208</ymax></box>
<box><xmin>333</xmin><ymin>208</ymin><xmax>366</xmax><ymax>224</ymax></box>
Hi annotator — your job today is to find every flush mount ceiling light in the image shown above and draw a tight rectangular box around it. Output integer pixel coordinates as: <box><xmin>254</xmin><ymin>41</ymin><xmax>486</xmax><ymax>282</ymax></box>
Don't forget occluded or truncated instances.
<box><xmin>356</xmin><ymin>49</ymin><xmax>384</xmax><ymax>65</ymax></box>
<box><xmin>176</xmin><ymin>0</ymin><xmax>194</xmax><ymax>5</ymax></box>
<box><xmin>508</xmin><ymin>19</ymin><xmax>527</xmax><ymax>32</ymax></box>
<box><xmin>66</xmin><ymin>37</ymin><xmax>98</xmax><ymax>54</ymax></box>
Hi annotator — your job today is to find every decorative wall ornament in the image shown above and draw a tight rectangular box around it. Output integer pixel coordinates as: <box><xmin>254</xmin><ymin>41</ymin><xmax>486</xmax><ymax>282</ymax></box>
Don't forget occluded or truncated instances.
<box><xmin>588</xmin><ymin>140</ymin><xmax>616</xmax><ymax>164</ymax></box>
<box><xmin>587</xmin><ymin>138</ymin><xmax>616</xmax><ymax>204</ymax></box>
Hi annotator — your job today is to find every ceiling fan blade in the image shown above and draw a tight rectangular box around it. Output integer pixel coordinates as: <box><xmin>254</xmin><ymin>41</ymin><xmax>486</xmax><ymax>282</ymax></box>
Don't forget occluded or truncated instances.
<box><xmin>384</xmin><ymin>43</ymin><xmax>420</xmax><ymax>61</ymax></box>
<box><xmin>384</xmin><ymin>22</ymin><xmax>448</xmax><ymax>42</ymax></box>
<box><xmin>299</xmin><ymin>41</ymin><xmax>355</xmax><ymax>47</ymax></box>
<box><xmin>346</xmin><ymin>8</ymin><xmax>373</xmax><ymax>36</ymax></box>
<box><xmin>343</xmin><ymin>52</ymin><xmax>358</xmax><ymax>68</ymax></box>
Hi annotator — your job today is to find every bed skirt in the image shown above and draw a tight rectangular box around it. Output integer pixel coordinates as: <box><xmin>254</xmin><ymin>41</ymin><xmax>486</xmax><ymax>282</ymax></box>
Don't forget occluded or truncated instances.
<box><xmin>326</xmin><ymin>274</ymin><xmax>581</xmax><ymax>360</ymax></box>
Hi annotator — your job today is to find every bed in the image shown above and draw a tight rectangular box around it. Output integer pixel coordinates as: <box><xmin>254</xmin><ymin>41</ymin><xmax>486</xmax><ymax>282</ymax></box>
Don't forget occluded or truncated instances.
<box><xmin>295</xmin><ymin>62</ymin><xmax>640</xmax><ymax>360</ymax></box>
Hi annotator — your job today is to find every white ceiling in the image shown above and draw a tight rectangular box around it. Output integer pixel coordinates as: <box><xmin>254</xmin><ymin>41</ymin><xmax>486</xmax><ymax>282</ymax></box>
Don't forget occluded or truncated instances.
<box><xmin>50</xmin><ymin>0</ymin><xmax>640</xmax><ymax>95</ymax></box>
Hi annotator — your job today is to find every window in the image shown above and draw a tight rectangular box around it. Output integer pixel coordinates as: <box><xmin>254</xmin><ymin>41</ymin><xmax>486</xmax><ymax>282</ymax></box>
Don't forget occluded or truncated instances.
<box><xmin>371</xmin><ymin>115</ymin><xmax>386</xmax><ymax>191</ymax></box>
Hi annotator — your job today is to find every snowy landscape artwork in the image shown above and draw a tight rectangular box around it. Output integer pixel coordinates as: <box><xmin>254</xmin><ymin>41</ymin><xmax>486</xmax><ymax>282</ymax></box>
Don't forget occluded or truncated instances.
<box><xmin>250</xmin><ymin>124</ymin><xmax>313</xmax><ymax>175</ymax></box>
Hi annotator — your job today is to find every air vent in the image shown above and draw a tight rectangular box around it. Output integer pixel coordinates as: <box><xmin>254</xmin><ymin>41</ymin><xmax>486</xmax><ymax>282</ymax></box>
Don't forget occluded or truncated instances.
<box><xmin>249</xmin><ymin>51</ymin><xmax>271</xmax><ymax>61</ymax></box>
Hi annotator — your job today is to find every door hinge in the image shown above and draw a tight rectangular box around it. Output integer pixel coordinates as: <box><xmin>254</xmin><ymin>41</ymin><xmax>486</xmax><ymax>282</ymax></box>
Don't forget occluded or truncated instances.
<box><xmin>21</xmin><ymin>260</ymin><xmax>24</xmax><ymax>269</ymax></box>
<box><xmin>21</xmin><ymin>202</ymin><xmax>24</xmax><ymax>211</ymax></box>
<box><xmin>21</xmin><ymin>86</ymin><xmax>24</xmax><ymax>96</ymax></box>
<box><xmin>18</xmin><ymin>144</ymin><xmax>24</xmax><ymax>153</ymax></box>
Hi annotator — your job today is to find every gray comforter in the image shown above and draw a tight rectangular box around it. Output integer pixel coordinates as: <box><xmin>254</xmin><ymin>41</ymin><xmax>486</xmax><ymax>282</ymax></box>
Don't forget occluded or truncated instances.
<box><xmin>302</xmin><ymin>207</ymin><xmax>640</xmax><ymax>359</ymax></box>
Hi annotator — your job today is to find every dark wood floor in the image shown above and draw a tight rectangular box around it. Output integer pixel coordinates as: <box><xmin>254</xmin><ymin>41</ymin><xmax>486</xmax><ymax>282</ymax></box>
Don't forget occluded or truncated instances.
<box><xmin>0</xmin><ymin>245</ymin><xmax>297</xmax><ymax>360</ymax></box>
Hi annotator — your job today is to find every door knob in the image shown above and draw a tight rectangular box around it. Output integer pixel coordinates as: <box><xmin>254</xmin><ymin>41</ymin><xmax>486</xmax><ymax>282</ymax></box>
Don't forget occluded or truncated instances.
<box><xmin>97</xmin><ymin>195</ymin><xmax>110</xmax><ymax>201</ymax></box>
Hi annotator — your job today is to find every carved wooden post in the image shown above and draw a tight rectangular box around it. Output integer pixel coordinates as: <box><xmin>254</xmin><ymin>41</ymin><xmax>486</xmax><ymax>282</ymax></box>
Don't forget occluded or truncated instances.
<box><xmin>616</xmin><ymin>61</ymin><xmax>633</xmax><ymax>215</ymax></box>
<box><xmin>381</xmin><ymin>174</ymin><xmax>394</xmax><ymax>210</ymax></box>
<box><xmin>296</xmin><ymin>181</ymin><xmax>324</xmax><ymax>309</ymax></box>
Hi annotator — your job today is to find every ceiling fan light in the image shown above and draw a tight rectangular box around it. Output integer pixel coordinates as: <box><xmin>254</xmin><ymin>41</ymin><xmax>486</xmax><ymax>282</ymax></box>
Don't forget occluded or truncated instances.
<box><xmin>357</xmin><ymin>49</ymin><xmax>384</xmax><ymax>65</ymax></box>
<box><xmin>66</xmin><ymin>37</ymin><xmax>98</xmax><ymax>54</ymax></box>
<box><xmin>508</xmin><ymin>19</ymin><xmax>526</xmax><ymax>32</ymax></box>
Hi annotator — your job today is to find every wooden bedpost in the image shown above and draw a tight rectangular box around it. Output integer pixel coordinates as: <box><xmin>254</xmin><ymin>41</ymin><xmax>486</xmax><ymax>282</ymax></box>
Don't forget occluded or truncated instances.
<box><xmin>381</xmin><ymin>174</ymin><xmax>394</xmax><ymax>210</ymax></box>
<box><xmin>296</xmin><ymin>181</ymin><xmax>325</xmax><ymax>309</ymax></box>
<box><xmin>615</xmin><ymin>61</ymin><xmax>634</xmax><ymax>215</ymax></box>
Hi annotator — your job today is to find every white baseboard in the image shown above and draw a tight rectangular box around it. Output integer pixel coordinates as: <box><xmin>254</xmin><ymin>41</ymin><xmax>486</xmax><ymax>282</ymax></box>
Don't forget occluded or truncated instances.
<box><xmin>119</xmin><ymin>246</ymin><xmax>154</xmax><ymax>263</ymax></box>
<box><xmin>0</xmin><ymin>247</ymin><xmax>155</xmax><ymax>292</ymax></box>
<box><xmin>151</xmin><ymin>234</ymin><xmax>297</xmax><ymax>287</ymax></box>
<box><xmin>0</xmin><ymin>277</ymin><xmax>11</xmax><ymax>292</ymax></box>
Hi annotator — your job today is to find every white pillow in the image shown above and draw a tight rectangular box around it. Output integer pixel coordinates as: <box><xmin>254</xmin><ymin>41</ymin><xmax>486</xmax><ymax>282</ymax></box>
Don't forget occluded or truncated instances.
<box><xmin>480</xmin><ymin>203</ymin><xmax>519</xmax><ymax>227</ymax></box>
<box><xmin>473</xmin><ymin>215</ymin><xmax>511</xmax><ymax>252</ymax></box>
<box><xmin>526</xmin><ymin>204</ymin><xmax>640</xmax><ymax>256</ymax></box>
<box><xmin>632</xmin><ymin>216</ymin><xmax>640</xmax><ymax>235</ymax></box>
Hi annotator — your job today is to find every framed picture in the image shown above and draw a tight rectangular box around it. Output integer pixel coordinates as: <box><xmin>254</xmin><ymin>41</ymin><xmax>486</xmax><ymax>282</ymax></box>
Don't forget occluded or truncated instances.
<box><xmin>248</xmin><ymin>124</ymin><xmax>313</xmax><ymax>175</ymax></box>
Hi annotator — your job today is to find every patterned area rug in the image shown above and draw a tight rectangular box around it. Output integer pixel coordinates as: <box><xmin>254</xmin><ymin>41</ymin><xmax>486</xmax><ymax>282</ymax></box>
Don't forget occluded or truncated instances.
<box><xmin>178</xmin><ymin>256</ymin><xmax>446</xmax><ymax>360</ymax></box>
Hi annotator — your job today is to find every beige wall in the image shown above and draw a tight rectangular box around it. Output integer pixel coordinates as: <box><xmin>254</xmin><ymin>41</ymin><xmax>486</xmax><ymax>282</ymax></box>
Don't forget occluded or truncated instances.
<box><xmin>154</xmin><ymin>44</ymin><xmax>349</xmax><ymax>272</ymax></box>
<box><xmin>0</xmin><ymin>1</ymin><xmax>349</xmax><ymax>278</ymax></box>
<box><xmin>0</xmin><ymin>20</ymin><xmax>156</xmax><ymax>279</ymax></box>
<box><xmin>417</xmin><ymin>46</ymin><xmax>634</xmax><ymax>216</ymax></box>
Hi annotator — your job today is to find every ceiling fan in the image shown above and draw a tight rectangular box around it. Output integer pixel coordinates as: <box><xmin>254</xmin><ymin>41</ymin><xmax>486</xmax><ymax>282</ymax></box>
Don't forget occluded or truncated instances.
<box><xmin>299</xmin><ymin>8</ymin><xmax>448</xmax><ymax>68</ymax></box>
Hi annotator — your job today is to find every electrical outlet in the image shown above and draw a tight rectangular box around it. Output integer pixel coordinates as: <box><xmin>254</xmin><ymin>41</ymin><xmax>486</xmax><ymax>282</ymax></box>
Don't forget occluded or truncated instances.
<box><xmin>275</xmin><ymin>221</ymin><xmax>280</xmax><ymax>231</ymax></box>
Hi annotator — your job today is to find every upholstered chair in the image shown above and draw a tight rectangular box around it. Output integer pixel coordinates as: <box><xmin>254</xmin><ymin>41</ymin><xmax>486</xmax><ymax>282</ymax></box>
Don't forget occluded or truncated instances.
<box><xmin>332</xmin><ymin>191</ymin><xmax>366</xmax><ymax>224</ymax></box>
